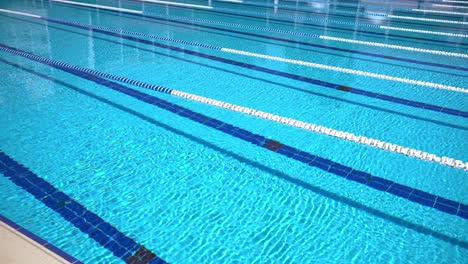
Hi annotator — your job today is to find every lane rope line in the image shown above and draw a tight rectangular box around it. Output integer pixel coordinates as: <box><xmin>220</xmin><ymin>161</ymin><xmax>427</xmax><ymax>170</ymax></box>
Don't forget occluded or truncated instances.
<box><xmin>220</xmin><ymin>48</ymin><xmax>468</xmax><ymax>93</ymax></box>
<box><xmin>215</xmin><ymin>0</ymin><xmax>244</xmax><ymax>2</ymax></box>
<box><xmin>43</xmin><ymin>0</ymin><xmax>468</xmax><ymax>57</ymax></box>
<box><xmin>387</xmin><ymin>14</ymin><xmax>468</xmax><ymax>25</ymax></box>
<box><xmin>441</xmin><ymin>0</ymin><xmax>468</xmax><ymax>3</ymax></box>
<box><xmin>182</xmin><ymin>0</ymin><xmax>468</xmax><ymax>25</ymax></box>
<box><xmin>379</xmin><ymin>25</ymin><xmax>468</xmax><ymax>38</ymax></box>
<box><xmin>0</xmin><ymin>44</ymin><xmax>466</xmax><ymax>170</ymax></box>
<box><xmin>133</xmin><ymin>0</ymin><xmax>213</xmax><ymax>9</ymax></box>
<box><xmin>50</xmin><ymin>0</ymin><xmax>142</xmax><ymax>13</ymax></box>
<box><xmin>433</xmin><ymin>4</ymin><xmax>468</xmax><ymax>9</ymax></box>
<box><xmin>412</xmin><ymin>8</ymin><xmax>468</xmax><ymax>15</ymax></box>
<box><xmin>1</xmin><ymin>8</ymin><xmax>466</xmax><ymax>93</ymax></box>
<box><xmin>319</xmin><ymin>35</ymin><xmax>468</xmax><ymax>58</ymax></box>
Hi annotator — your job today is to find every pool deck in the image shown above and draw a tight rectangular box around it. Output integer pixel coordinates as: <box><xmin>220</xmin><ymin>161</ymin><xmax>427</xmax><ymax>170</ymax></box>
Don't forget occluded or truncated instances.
<box><xmin>0</xmin><ymin>216</ymin><xmax>79</xmax><ymax>264</ymax></box>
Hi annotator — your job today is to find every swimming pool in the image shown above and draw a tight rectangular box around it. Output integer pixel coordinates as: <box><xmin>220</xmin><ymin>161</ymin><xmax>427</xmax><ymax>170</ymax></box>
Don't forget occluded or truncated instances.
<box><xmin>0</xmin><ymin>0</ymin><xmax>467</xmax><ymax>262</ymax></box>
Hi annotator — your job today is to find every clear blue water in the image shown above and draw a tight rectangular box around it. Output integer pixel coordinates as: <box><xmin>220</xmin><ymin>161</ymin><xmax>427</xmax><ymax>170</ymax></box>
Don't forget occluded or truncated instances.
<box><xmin>0</xmin><ymin>0</ymin><xmax>467</xmax><ymax>263</ymax></box>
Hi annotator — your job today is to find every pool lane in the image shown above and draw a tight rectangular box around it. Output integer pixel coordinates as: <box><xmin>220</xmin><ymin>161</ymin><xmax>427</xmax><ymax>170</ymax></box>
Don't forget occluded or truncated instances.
<box><xmin>1</xmin><ymin>44</ymin><xmax>466</xmax><ymax>221</ymax></box>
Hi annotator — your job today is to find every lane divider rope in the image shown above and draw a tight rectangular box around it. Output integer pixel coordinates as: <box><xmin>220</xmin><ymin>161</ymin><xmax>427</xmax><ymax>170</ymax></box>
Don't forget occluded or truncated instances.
<box><xmin>318</xmin><ymin>35</ymin><xmax>468</xmax><ymax>58</ymax></box>
<box><xmin>50</xmin><ymin>0</ymin><xmax>143</xmax><ymax>14</ymax></box>
<box><xmin>184</xmin><ymin>0</ymin><xmax>468</xmax><ymax>25</ymax></box>
<box><xmin>433</xmin><ymin>4</ymin><xmax>468</xmax><ymax>9</ymax></box>
<box><xmin>441</xmin><ymin>0</ymin><xmax>468</xmax><ymax>3</ymax></box>
<box><xmin>0</xmin><ymin>43</ymin><xmax>466</xmax><ymax>170</ymax></box>
<box><xmin>119</xmin><ymin>0</ymin><xmax>213</xmax><ymax>9</ymax></box>
<box><xmin>379</xmin><ymin>25</ymin><xmax>468</xmax><ymax>38</ymax></box>
<box><xmin>387</xmin><ymin>14</ymin><xmax>468</xmax><ymax>25</ymax></box>
<box><xmin>2</xmin><ymin>8</ymin><xmax>466</xmax><ymax>93</ymax></box>
<box><xmin>412</xmin><ymin>8</ymin><xmax>468</xmax><ymax>15</ymax></box>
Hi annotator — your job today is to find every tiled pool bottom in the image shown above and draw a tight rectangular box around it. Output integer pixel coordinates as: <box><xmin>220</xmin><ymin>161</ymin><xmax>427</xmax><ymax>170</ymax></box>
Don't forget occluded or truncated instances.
<box><xmin>0</xmin><ymin>214</ymin><xmax>80</xmax><ymax>264</ymax></box>
<box><xmin>0</xmin><ymin>151</ymin><xmax>166</xmax><ymax>264</ymax></box>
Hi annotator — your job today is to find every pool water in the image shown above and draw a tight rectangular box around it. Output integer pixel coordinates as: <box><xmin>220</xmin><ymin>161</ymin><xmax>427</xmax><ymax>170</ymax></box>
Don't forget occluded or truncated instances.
<box><xmin>0</xmin><ymin>0</ymin><xmax>467</xmax><ymax>263</ymax></box>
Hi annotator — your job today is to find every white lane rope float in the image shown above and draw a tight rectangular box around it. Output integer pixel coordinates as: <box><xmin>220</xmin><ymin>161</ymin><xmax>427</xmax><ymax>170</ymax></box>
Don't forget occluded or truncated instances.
<box><xmin>0</xmin><ymin>44</ymin><xmax>466</xmax><ymax>170</ymax></box>
<box><xmin>50</xmin><ymin>0</ymin><xmax>143</xmax><ymax>13</ymax></box>
<box><xmin>387</xmin><ymin>14</ymin><xmax>468</xmax><ymax>25</ymax></box>
<box><xmin>433</xmin><ymin>4</ymin><xmax>468</xmax><ymax>9</ymax></box>
<box><xmin>412</xmin><ymin>8</ymin><xmax>468</xmax><ymax>15</ymax></box>
<box><xmin>129</xmin><ymin>0</ymin><xmax>213</xmax><ymax>9</ymax></box>
<box><xmin>441</xmin><ymin>0</ymin><xmax>468</xmax><ymax>3</ymax></box>
<box><xmin>1</xmin><ymin>8</ymin><xmax>466</xmax><ymax>93</ymax></box>
<box><xmin>379</xmin><ymin>25</ymin><xmax>468</xmax><ymax>38</ymax></box>
<box><xmin>317</xmin><ymin>35</ymin><xmax>468</xmax><ymax>59</ymax></box>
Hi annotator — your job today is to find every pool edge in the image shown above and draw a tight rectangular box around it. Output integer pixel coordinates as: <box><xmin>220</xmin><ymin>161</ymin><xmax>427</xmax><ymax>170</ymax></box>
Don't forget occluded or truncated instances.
<box><xmin>0</xmin><ymin>214</ymin><xmax>82</xmax><ymax>264</ymax></box>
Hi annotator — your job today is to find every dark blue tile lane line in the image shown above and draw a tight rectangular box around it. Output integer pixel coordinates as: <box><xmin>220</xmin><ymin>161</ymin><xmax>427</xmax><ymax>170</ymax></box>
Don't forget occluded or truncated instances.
<box><xmin>0</xmin><ymin>153</ymin><xmax>167</xmax><ymax>264</ymax></box>
<box><xmin>49</xmin><ymin>2</ymin><xmax>468</xmax><ymax>72</ymax></box>
<box><xmin>6</xmin><ymin>46</ymin><xmax>465</xmax><ymax>220</ymax></box>
<box><xmin>0</xmin><ymin>214</ymin><xmax>82</xmax><ymax>264</ymax></box>
<box><xmin>30</xmin><ymin>20</ymin><xmax>468</xmax><ymax>119</ymax></box>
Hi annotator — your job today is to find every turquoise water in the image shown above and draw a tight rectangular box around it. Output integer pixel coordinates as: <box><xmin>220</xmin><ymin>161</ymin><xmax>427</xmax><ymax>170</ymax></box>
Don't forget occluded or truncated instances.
<box><xmin>0</xmin><ymin>0</ymin><xmax>467</xmax><ymax>263</ymax></box>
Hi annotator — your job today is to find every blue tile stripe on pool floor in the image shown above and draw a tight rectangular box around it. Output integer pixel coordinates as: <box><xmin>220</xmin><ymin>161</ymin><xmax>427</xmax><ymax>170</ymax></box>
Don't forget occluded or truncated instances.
<box><xmin>0</xmin><ymin>152</ymin><xmax>167</xmax><ymax>264</ymax></box>
<box><xmin>2</xmin><ymin>44</ymin><xmax>465</xmax><ymax>220</ymax></box>
<box><xmin>0</xmin><ymin>214</ymin><xmax>82</xmax><ymax>264</ymax></box>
